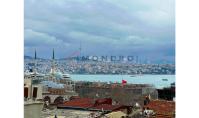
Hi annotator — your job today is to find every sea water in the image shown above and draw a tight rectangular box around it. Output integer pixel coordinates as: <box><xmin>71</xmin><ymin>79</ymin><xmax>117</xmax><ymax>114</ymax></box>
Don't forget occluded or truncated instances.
<box><xmin>70</xmin><ymin>74</ymin><xmax>175</xmax><ymax>89</ymax></box>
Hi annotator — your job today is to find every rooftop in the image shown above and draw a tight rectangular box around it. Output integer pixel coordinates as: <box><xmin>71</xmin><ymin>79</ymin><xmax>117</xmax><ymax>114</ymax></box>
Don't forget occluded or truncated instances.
<box><xmin>61</xmin><ymin>98</ymin><xmax>94</xmax><ymax>109</ymax></box>
<box><xmin>58</xmin><ymin>98</ymin><xmax>130</xmax><ymax>112</ymax></box>
<box><xmin>144</xmin><ymin>100</ymin><xmax>175</xmax><ymax>118</ymax></box>
<box><xmin>90</xmin><ymin>104</ymin><xmax>126</xmax><ymax>112</ymax></box>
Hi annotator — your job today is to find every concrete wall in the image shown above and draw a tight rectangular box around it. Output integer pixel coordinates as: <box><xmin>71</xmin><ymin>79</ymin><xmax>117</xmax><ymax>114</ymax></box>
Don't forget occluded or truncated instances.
<box><xmin>24</xmin><ymin>79</ymin><xmax>43</xmax><ymax>100</ymax></box>
<box><xmin>75</xmin><ymin>87</ymin><xmax>158</xmax><ymax>106</ymax></box>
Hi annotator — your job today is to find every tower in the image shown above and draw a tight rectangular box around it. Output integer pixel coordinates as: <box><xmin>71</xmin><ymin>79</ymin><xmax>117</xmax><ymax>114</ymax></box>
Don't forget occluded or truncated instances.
<box><xmin>30</xmin><ymin>49</ymin><xmax>37</xmax><ymax>99</ymax></box>
<box><xmin>52</xmin><ymin>48</ymin><xmax>55</xmax><ymax>60</ymax></box>
<box><xmin>34</xmin><ymin>49</ymin><xmax>37</xmax><ymax>60</ymax></box>
<box><xmin>51</xmin><ymin>48</ymin><xmax>55</xmax><ymax>75</ymax></box>
<box><xmin>33</xmin><ymin>49</ymin><xmax>37</xmax><ymax>74</ymax></box>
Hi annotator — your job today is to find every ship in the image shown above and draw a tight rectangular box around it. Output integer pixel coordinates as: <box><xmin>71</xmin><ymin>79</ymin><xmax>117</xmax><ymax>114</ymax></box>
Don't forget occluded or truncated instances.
<box><xmin>162</xmin><ymin>78</ymin><xmax>168</xmax><ymax>81</ymax></box>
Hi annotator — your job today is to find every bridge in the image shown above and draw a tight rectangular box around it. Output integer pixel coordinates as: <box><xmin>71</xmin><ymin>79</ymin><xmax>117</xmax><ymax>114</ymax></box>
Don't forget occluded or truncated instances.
<box><xmin>42</xmin><ymin>92</ymin><xmax>78</xmax><ymax>104</ymax></box>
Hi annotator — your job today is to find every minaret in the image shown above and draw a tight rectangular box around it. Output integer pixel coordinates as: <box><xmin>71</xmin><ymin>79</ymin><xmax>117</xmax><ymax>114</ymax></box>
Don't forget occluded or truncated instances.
<box><xmin>33</xmin><ymin>49</ymin><xmax>37</xmax><ymax>74</ymax></box>
<box><xmin>35</xmin><ymin>49</ymin><xmax>37</xmax><ymax>60</ymax></box>
<box><xmin>51</xmin><ymin>48</ymin><xmax>55</xmax><ymax>75</ymax></box>
<box><xmin>30</xmin><ymin>49</ymin><xmax>37</xmax><ymax>99</ymax></box>
<box><xmin>52</xmin><ymin>48</ymin><xmax>55</xmax><ymax>60</ymax></box>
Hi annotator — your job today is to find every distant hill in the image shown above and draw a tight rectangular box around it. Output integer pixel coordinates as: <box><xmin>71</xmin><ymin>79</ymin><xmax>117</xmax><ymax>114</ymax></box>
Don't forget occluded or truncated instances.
<box><xmin>24</xmin><ymin>55</ymin><xmax>33</xmax><ymax>59</ymax></box>
<box><xmin>24</xmin><ymin>55</ymin><xmax>47</xmax><ymax>60</ymax></box>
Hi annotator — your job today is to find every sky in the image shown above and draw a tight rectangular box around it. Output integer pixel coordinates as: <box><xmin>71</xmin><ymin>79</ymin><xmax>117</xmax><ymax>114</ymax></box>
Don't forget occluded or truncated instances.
<box><xmin>24</xmin><ymin>0</ymin><xmax>175</xmax><ymax>63</ymax></box>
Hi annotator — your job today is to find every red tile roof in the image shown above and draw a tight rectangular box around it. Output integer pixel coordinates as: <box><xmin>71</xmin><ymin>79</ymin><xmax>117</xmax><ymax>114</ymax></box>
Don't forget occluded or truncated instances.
<box><xmin>58</xmin><ymin>98</ymin><xmax>130</xmax><ymax>112</ymax></box>
<box><xmin>91</xmin><ymin>104</ymin><xmax>125</xmax><ymax>111</ymax></box>
<box><xmin>63</xmin><ymin>98</ymin><xmax>94</xmax><ymax>108</ymax></box>
<box><xmin>94</xmin><ymin>98</ymin><xmax>112</xmax><ymax>106</ymax></box>
<box><xmin>144</xmin><ymin>100</ymin><xmax>175</xmax><ymax>118</ymax></box>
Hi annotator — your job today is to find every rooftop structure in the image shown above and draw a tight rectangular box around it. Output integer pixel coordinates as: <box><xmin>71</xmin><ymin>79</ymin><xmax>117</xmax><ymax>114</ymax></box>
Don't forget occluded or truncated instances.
<box><xmin>75</xmin><ymin>81</ymin><xmax>158</xmax><ymax>106</ymax></box>
<box><xmin>157</xmin><ymin>83</ymin><xmax>175</xmax><ymax>101</ymax></box>
<box><xmin>143</xmin><ymin>100</ymin><xmax>175</xmax><ymax>118</ymax></box>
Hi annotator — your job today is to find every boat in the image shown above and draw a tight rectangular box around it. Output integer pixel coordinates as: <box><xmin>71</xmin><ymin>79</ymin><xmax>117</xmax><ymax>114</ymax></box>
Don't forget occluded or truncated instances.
<box><xmin>130</xmin><ymin>75</ymin><xmax>136</xmax><ymax>77</ymax></box>
<box><xmin>130</xmin><ymin>71</ymin><xmax>143</xmax><ymax>77</ymax></box>
<box><xmin>162</xmin><ymin>79</ymin><xmax>168</xmax><ymax>81</ymax></box>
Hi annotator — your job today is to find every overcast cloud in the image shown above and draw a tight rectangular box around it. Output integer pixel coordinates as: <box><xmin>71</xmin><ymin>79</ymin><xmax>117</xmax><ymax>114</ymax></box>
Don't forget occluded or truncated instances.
<box><xmin>24</xmin><ymin>0</ymin><xmax>175</xmax><ymax>63</ymax></box>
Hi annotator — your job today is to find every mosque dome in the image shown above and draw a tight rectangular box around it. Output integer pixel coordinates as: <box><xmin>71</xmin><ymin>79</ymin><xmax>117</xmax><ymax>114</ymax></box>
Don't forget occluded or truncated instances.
<box><xmin>54</xmin><ymin>72</ymin><xmax>63</xmax><ymax>79</ymax></box>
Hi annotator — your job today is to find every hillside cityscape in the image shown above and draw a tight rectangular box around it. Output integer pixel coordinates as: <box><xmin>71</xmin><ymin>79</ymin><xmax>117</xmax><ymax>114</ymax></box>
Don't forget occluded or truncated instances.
<box><xmin>24</xmin><ymin>56</ymin><xmax>175</xmax><ymax>75</ymax></box>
